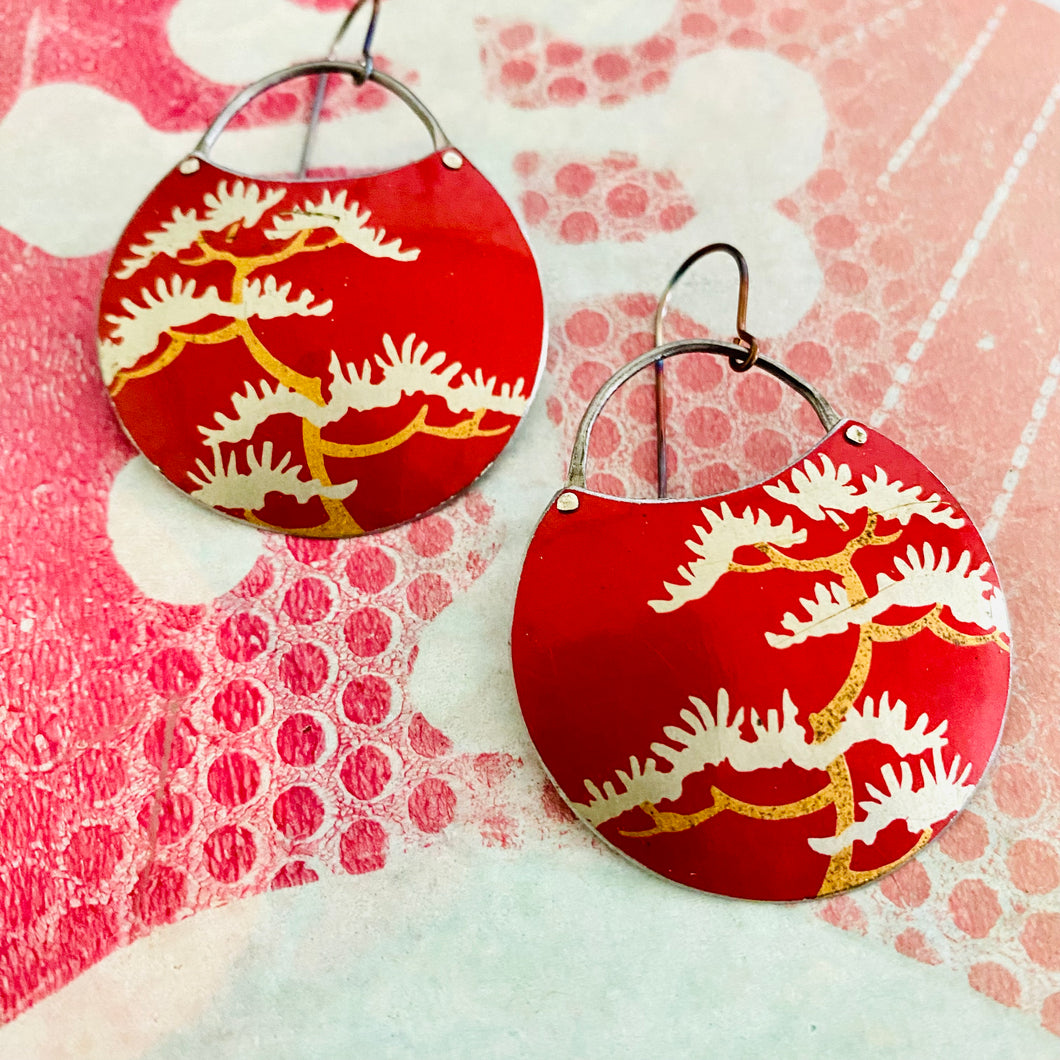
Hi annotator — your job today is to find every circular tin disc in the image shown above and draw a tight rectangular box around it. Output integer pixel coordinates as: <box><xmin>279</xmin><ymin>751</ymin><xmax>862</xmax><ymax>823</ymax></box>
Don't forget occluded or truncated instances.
<box><xmin>98</xmin><ymin>152</ymin><xmax>544</xmax><ymax>536</ymax></box>
<box><xmin>512</xmin><ymin>422</ymin><xmax>1011</xmax><ymax>900</ymax></box>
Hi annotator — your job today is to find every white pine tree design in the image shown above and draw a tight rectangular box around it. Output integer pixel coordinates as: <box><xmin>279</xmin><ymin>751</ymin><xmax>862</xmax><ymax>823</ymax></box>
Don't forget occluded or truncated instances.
<box><xmin>264</xmin><ymin>189</ymin><xmax>419</xmax><ymax>261</ymax></box>
<box><xmin>186</xmin><ymin>442</ymin><xmax>358</xmax><ymax>510</ymax></box>
<box><xmin>573</xmin><ymin>690</ymin><xmax>949</xmax><ymax>831</ymax></box>
<box><xmin>593</xmin><ymin>449</ymin><xmax>1011</xmax><ymax>889</ymax></box>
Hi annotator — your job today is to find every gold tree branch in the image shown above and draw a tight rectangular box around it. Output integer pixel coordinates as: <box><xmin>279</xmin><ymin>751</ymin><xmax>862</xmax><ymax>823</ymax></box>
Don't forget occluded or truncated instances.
<box><xmin>242</xmin><ymin>503</ymin><xmax>364</xmax><ymax>538</ymax></box>
<box><xmin>234</xmin><ymin>319</ymin><xmax>324</xmax><ymax>405</ymax></box>
<box><xmin>108</xmin><ymin>321</ymin><xmax>244</xmax><ymax>395</ymax></box>
<box><xmin>817</xmin><ymin>828</ymin><xmax>932</xmax><ymax>896</ymax></box>
<box><xmin>810</xmin><ymin>629</ymin><xmax>874</xmax><ymax>741</ymax></box>
<box><xmin>618</xmin><ymin>780</ymin><xmax>837</xmax><ymax>838</ymax></box>
<box><xmin>180</xmin><ymin>230</ymin><xmax>343</xmax><ymax>300</ymax></box>
<box><xmin>925</xmin><ymin>611</ymin><xmax>1011</xmax><ymax>652</ymax></box>
<box><xmin>316</xmin><ymin>405</ymin><xmax>508</xmax><ymax>460</ymax></box>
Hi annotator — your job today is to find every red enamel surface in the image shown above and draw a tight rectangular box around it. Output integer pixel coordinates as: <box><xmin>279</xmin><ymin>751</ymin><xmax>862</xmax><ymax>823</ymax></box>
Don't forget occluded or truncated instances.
<box><xmin>513</xmin><ymin>423</ymin><xmax>1011</xmax><ymax>900</ymax></box>
<box><xmin>98</xmin><ymin>154</ymin><xmax>544</xmax><ymax>535</ymax></box>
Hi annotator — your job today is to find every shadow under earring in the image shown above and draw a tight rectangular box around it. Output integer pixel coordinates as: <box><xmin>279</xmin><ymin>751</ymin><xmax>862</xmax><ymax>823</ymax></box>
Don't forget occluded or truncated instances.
<box><xmin>97</xmin><ymin>0</ymin><xmax>545</xmax><ymax>537</ymax></box>
<box><xmin>511</xmin><ymin>244</ymin><xmax>1010</xmax><ymax>901</ymax></box>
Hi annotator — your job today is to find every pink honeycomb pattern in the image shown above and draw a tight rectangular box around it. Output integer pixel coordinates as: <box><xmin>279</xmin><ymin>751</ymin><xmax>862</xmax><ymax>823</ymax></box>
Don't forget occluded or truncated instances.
<box><xmin>477</xmin><ymin>0</ymin><xmax>902</xmax><ymax>109</ymax></box>
<box><xmin>514</xmin><ymin>151</ymin><xmax>696</xmax><ymax>245</ymax></box>
<box><xmin>1</xmin><ymin>0</ymin><xmax>1060</xmax><ymax>1041</ymax></box>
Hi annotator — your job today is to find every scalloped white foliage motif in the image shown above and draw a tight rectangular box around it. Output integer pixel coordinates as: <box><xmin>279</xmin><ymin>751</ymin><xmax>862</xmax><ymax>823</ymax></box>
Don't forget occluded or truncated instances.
<box><xmin>99</xmin><ymin>276</ymin><xmax>229</xmax><ymax>384</ymax></box>
<box><xmin>99</xmin><ymin>274</ymin><xmax>332</xmax><ymax>385</ymax></box>
<box><xmin>574</xmin><ymin>691</ymin><xmax>948</xmax><ymax>829</ymax></box>
<box><xmin>116</xmin><ymin>181</ymin><xmax>286</xmax><ymax>279</ymax></box>
<box><xmin>807</xmin><ymin>749</ymin><xmax>974</xmax><ymax>855</ymax></box>
<box><xmin>874</xmin><ymin>544</ymin><xmax>1009</xmax><ymax>633</ymax></box>
<box><xmin>763</xmin><ymin>455</ymin><xmax>964</xmax><ymax>528</ymax></box>
<box><xmin>264</xmin><ymin>190</ymin><xmax>420</xmax><ymax>262</ymax></box>
<box><xmin>198</xmin><ymin>332</ymin><xmax>529</xmax><ymax>446</ymax></box>
<box><xmin>648</xmin><ymin>504</ymin><xmax>806</xmax><ymax>614</ymax></box>
<box><xmin>186</xmin><ymin>442</ymin><xmax>357</xmax><ymax>511</ymax></box>
<box><xmin>764</xmin><ymin>544</ymin><xmax>1005</xmax><ymax>647</ymax></box>
<box><xmin>239</xmin><ymin>276</ymin><xmax>332</xmax><ymax>320</ymax></box>
<box><xmin>376</xmin><ymin>334</ymin><xmax>529</xmax><ymax>415</ymax></box>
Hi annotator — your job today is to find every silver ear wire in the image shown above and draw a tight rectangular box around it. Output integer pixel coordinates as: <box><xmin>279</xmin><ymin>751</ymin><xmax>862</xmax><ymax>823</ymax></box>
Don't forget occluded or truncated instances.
<box><xmin>566</xmin><ymin>338</ymin><xmax>839</xmax><ymax>493</ymax></box>
<box><xmin>298</xmin><ymin>0</ymin><xmax>384</xmax><ymax>178</ymax></box>
<box><xmin>650</xmin><ymin>244</ymin><xmax>761</xmax><ymax>498</ymax></box>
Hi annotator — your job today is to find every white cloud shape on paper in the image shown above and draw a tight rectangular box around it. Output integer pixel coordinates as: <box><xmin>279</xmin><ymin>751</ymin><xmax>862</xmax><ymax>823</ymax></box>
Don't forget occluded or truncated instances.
<box><xmin>107</xmin><ymin>456</ymin><xmax>264</xmax><ymax>605</ymax></box>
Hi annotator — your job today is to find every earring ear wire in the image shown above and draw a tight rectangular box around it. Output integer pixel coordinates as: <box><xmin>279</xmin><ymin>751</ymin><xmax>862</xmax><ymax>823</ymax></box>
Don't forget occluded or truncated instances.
<box><xmin>298</xmin><ymin>0</ymin><xmax>383</xmax><ymax>178</ymax></box>
<box><xmin>650</xmin><ymin>243</ymin><xmax>761</xmax><ymax>498</ymax></box>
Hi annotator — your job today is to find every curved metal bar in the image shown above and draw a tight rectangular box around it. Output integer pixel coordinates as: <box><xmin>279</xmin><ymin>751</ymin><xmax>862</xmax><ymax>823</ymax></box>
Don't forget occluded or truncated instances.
<box><xmin>194</xmin><ymin>60</ymin><xmax>452</xmax><ymax>164</ymax></box>
<box><xmin>567</xmin><ymin>339</ymin><xmax>841</xmax><ymax>490</ymax></box>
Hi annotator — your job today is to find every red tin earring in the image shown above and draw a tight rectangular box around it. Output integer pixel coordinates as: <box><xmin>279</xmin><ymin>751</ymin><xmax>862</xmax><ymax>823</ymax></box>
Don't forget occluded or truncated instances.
<box><xmin>512</xmin><ymin>244</ymin><xmax>1010</xmax><ymax>901</ymax></box>
<box><xmin>97</xmin><ymin>1</ymin><xmax>545</xmax><ymax>537</ymax></box>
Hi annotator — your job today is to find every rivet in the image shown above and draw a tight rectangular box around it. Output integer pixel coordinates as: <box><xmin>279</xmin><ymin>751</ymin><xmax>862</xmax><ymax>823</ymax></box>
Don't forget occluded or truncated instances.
<box><xmin>442</xmin><ymin>149</ymin><xmax>464</xmax><ymax>170</ymax></box>
<box><xmin>179</xmin><ymin>157</ymin><xmax>201</xmax><ymax>175</ymax></box>
<box><xmin>845</xmin><ymin>424</ymin><xmax>869</xmax><ymax>446</ymax></box>
<box><xmin>557</xmin><ymin>491</ymin><xmax>580</xmax><ymax>512</ymax></box>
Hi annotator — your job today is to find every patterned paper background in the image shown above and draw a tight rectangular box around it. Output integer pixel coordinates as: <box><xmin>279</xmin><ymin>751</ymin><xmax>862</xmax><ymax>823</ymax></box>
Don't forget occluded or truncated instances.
<box><xmin>0</xmin><ymin>0</ymin><xmax>1059</xmax><ymax>1054</ymax></box>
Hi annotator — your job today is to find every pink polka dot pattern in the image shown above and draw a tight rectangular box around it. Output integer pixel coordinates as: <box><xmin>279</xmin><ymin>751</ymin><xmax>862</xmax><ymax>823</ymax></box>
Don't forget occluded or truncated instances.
<box><xmin>969</xmin><ymin>962</ymin><xmax>1021</xmax><ymax>1008</ymax></box>
<box><xmin>878</xmin><ymin>860</ymin><xmax>931</xmax><ymax>909</ymax></box>
<box><xmin>517</xmin><ymin>152</ymin><xmax>696</xmax><ymax>244</ymax></box>
<box><xmin>340</xmin><ymin>818</ymin><xmax>388</xmax><ymax>875</ymax></box>
<box><xmin>937</xmin><ymin>811</ymin><xmax>989</xmax><ymax>862</ymax></box>
<box><xmin>212</xmin><ymin>680</ymin><xmax>266</xmax><ymax>734</ymax></box>
<box><xmin>136</xmin><ymin>789</ymin><xmax>194</xmax><ymax>845</ymax></box>
<box><xmin>1022</xmin><ymin>914</ymin><xmax>1060</xmax><ymax>972</ymax></box>
<box><xmin>203</xmin><ymin>825</ymin><xmax>256</xmax><ymax>883</ymax></box>
<box><xmin>406</xmin><ymin>573</ymin><xmax>454</xmax><ymax>621</ymax></box>
<box><xmin>142</xmin><ymin>718</ymin><xmax>197</xmax><ymax>771</ymax></box>
<box><xmin>0</xmin><ymin>455</ymin><xmax>510</xmax><ymax>1022</ymax></box>
<box><xmin>207</xmin><ymin>753</ymin><xmax>262</xmax><ymax>808</ymax></box>
<box><xmin>270</xmin><ymin>861</ymin><xmax>319</xmax><ymax>891</ymax></box>
<box><xmin>342</xmin><ymin>675</ymin><xmax>393</xmax><ymax>727</ymax></box>
<box><xmin>408</xmin><ymin>778</ymin><xmax>457</xmax><ymax>834</ymax></box>
<box><xmin>130</xmin><ymin>864</ymin><xmax>187</xmax><ymax>927</ymax></box>
<box><xmin>1007</xmin><ymin>840</ymin><xmax>1060</xmax><ymax>895</ymax></box>
<box><xmin>340</xmin><ymin>745</ymin><xmax>394</xmax><ymax>801</ymax></box>
<box><xmin>480</xmin><ymin>0</ymin><xmax>773</xmax><ymax>110</ymax></box>
<box><xmin>949</xmin><ymin>879</ymin><xmax>1002</xmax><ymax>939</ymax></box>
<box><xmin>344</xmin><ymin>607</ymin><xmax>394</xmax><ymax>657</ymax></box>
<box><xmin>345</xmin><ymin>545</ymin><xmax>397</xmax><ymax>593</ymax></box>
<box><xmin>272</xmin><ymin>787</ymin><xmax>325</xmax><ymax>840</ymax></box>
<box><xmin>216</xmin><ymin>613</ymin><xmax>270</xmax><ymax>662</ymax></box>
<box><xmin>282</xmin><ymin>578</ymin><xmax>332</xmax><ymax>624</ymax></box>
<box><xmin>277</xmin><ymin>642</ymin><xmax>330</xmax><ymax>696</ymax></box>
<box><xmin>276</xmin><ymin>714</ymin><xmax>326</xmax><ymax>767</ymax></box>
<box><xmin>146</xmin><ymin>648</ymin><xmax>202</xmax><ymax>696</ymax></box>
<box><xmin>894</xmin><ymin>928</ymin><xmax>942</xmax><ymax>966</ymax></box>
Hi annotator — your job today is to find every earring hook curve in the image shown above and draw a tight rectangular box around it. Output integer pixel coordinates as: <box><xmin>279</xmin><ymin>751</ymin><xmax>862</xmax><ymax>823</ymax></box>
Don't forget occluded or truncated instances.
<box><xmin>653</xmin><ymin>242</ymin><xmax>759</xmax><ymax>369</ymax></box>
<box><xmin>298</xmin><ymin>0</ymin><xmax>384</xmax><ymax>178</ymax></box>
<box><xmin>650</xmin><ymin>242</ymin><xmax>760</xmax><ymax>499</ymax></box>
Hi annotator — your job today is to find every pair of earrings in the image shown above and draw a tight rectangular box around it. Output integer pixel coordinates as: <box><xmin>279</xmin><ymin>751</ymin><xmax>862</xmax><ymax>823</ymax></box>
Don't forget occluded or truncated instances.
<box><xmin>96</xmin><ymin>5</ymin><xmax>1010</xmax><ymax>901</ymax></box>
